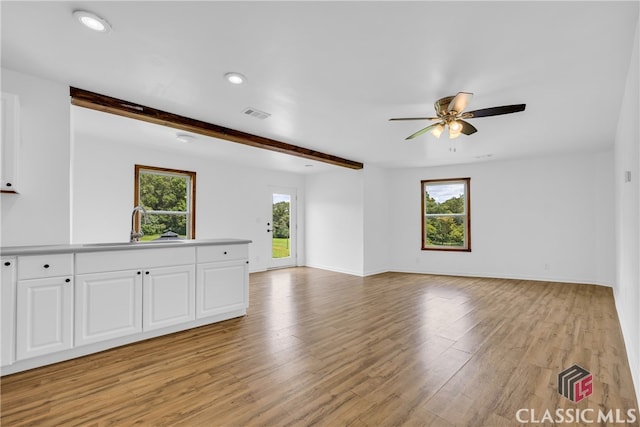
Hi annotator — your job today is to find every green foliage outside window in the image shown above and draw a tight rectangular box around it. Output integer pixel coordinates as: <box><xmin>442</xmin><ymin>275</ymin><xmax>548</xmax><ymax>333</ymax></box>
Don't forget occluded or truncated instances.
<box><xmin>424</xmin><ymin>192</ymin><xmax>465</xmax><ymax>247</ymax></box>
<box><xmin>139</xmin><ymin>172</ymin><xmax>190</xmax><ymax>239</ymax></box>
<box><xmin>272</xmin><ymin>201</ymin><xmax>290</xmax><ymax>239</ymax></box>
<box><xmin>141</xmin><ymin>214</ymin><xmax>187</xmax><ymax>239</ymax></box>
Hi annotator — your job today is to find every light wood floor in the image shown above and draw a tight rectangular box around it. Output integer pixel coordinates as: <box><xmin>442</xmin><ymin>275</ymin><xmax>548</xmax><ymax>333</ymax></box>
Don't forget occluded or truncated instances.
<box><xmin>1</xmin><ymin>268</ymin><xmax>638</xmax><ymax>426</ymax></box>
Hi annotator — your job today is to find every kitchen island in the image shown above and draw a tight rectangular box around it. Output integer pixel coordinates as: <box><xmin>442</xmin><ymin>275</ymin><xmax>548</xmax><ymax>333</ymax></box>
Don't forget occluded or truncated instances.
<box><xmin>1</xmin><ymin>239</ymin><xmax>251</xmax><ymax>375</ymax></box>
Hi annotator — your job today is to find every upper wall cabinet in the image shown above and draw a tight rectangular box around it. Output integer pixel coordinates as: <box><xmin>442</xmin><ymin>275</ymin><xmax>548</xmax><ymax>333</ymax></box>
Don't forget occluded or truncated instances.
<box><xmin>1</xmin><ymin>92</ymin><xmax>20</xmax><ymax>193</ymax></box>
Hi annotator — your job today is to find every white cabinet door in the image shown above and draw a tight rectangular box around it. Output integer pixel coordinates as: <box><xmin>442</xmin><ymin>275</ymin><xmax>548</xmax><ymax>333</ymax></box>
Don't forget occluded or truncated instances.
<box><xmin>196</xmin><ymin>260</ymin><xmax>247</xmax><ymax>319</ymax></box>
<box><xmin>143</xmin><ymin>265</ymin><xmax>195</xmax><ymax>331</ymax></box>
<box><xmin>75</xmin><ymin>270</ymin><xmax>142</xmax><ymax>346</ymax></box>
<box><xmin>1</xmin><ymin>257</ymin><xmax>16</xmax><ymax>367</ymax></box>
<box><xmin>16</xmin><ymin>277</ymin><xmax>73</xmax><ymax>360</ymax></box>
<box><xmin>1</xmin><ymin>92</ymin><xmax>20</xmax><ymax>193</ymax></box>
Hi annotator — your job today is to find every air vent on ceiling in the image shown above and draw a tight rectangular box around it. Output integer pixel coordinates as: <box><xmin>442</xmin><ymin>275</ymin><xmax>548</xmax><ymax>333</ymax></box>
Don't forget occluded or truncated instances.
<box><xmin>242</xmin><ymin>107</ymin><xmax>271</xmax><ymax>120</ymax></box>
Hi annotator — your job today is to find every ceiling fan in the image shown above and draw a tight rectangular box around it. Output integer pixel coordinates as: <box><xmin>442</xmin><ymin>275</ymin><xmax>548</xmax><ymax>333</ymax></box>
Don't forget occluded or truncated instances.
<box><xmin>389</xmin><ymin>92</ymin><xmax>526</xmax><ymax>140</ymax></box>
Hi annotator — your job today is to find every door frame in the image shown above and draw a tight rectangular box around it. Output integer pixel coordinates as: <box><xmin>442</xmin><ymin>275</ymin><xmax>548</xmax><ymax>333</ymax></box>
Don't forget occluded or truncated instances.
<box><xmin>267</xmin><ymin>186</ymin><xmax>297</xmax><ymax>269</ymax></box>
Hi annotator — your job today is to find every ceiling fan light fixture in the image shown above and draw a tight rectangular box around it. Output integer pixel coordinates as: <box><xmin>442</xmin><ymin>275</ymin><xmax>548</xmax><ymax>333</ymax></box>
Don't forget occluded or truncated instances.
<box><xmin>449</xmin><ymin>120</ymin><xmax>462</xmax><ymax>132</ymax></box>
<box><xmin>449</xmin><ymin>125</ymin><xmax>462</xmax><ymax>140</ymax></box>
<box><xmin>73</xmin><ymin>10</ymin><xmax>111</xmax><ymax>33</ymax></box>
<box><xmin>431</xmin><ymin>123</ymin><xmax>444</xmax><ymax>138</ymax></box>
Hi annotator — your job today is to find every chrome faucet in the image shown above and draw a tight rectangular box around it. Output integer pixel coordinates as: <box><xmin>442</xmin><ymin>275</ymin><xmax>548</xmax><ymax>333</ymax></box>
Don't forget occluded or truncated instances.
<box><xmin>130</xmin><ymin>205</ymin><xmax>148</xmax><ymax>242</ymax></box>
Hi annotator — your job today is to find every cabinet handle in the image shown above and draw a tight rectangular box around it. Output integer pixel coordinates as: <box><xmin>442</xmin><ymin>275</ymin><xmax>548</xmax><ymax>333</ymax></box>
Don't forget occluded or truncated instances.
<box><xmin>3</xmin><ymin>261</ymin><xmax>10</xmax><ymax>267</ymax></box>
<box><xmin>5</xmin><ymin>183</ymin><xmax>12</xmax><ymax>188</ymax></box>
<box><xmin>145</xmin><ymin>271</ymin><xmax>150</xmax><ymax>275</ymax></box>
<box><xmin>137</xmin><ymin>271</ymin><xmax>141</xmax><ymax>275</ymax></box>
<box><xmin>65</xmin><ymin>278</ymin><xmax>71</xmax><ymax>283</ymax></box>
<box><xmin>43</xmin><ymin>264</ymin><xmax>50</xmax><ymax>269</ymax></box>
<box><xmin>223</xmin><ymin>251</ymin><xmax>228</xmax><ymax>255</ymax></box>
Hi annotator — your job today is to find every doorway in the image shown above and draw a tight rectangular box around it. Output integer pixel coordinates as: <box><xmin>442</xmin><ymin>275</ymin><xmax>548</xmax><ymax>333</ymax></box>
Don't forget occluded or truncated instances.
<box><xmin>268</xmin><ymin>187</ymin><xmax>297</xmax><ymax>269</ymax></box>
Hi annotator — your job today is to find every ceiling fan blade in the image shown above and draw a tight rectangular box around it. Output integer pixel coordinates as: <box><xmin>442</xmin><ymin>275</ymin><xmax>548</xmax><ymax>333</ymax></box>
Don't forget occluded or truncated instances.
<box><xmin>389</xmin><ymin>117</ymin><xmax>439</xmax><ymax>121</ymax></box>
<box><xmin>448</xmin><ymin>92</ymin><xmax>473</xmax><ymax>114</ymax></box>
<box><xmin>465</xmin><ymin>104</ymin><xmax>526</xmax><ymax>118</ymax></box>
<box><xmin>405</xmin><ymin>123</ymin><xmax>441</xmax><ymax>140</ymax></box>
<box><xmin>458</xmin><ymin>120</ymin><xmax>478</xmax><ymax>135</ymax></box>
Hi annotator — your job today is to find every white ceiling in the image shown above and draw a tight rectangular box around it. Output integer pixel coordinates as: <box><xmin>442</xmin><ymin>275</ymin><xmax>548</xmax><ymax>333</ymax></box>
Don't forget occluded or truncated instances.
<box><xmin>2</xmin><ymin>1</ymin><xmax>638</xmax><ymax>173</ymax></box>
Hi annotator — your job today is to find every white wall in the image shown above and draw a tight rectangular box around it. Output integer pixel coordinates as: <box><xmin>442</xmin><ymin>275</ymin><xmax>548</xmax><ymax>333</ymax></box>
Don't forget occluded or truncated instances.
<box><xmin>388</xmin><ymin>151</ymin><xmax>615</xmax><ymax>285</ymax></box>
<box><xmin>305</xmin><ymin>165</ymin><xmax>390</xmax><ymax>277</ymax></box>
<box><xmin>1</xmin><ymin>68</ymin><xmax>71</xmax><ymax>246</ymax></box>
<box><xmin>71</xmin><ymin>114</ymin><xmax>306</xmax><ymax>273</ymax></box>
<box><xmin>305</xmin><ymin>168</ymin><xmax>364</xmax><ymax>275</ymax></box>
<box><xmin>363</xmin><ymin>165</ymin><xmax>390</xmax><ymax>276</ymax></box>
<box><xmin>614</xmin><ymin>16</ymin><xmax>639</xmax><ymax>404</ymax></box>
<box><xmin>304</xmin><ymin>146</ymin><xmax>616</xmax><ymax>284</ymax></box>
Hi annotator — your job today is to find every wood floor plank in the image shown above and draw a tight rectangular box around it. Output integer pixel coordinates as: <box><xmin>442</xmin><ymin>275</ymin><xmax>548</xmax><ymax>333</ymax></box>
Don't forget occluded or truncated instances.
<box><xmin>1</xmin><ymin>268</ymin><xmax>638</xmax><ymax>426</ymax></box>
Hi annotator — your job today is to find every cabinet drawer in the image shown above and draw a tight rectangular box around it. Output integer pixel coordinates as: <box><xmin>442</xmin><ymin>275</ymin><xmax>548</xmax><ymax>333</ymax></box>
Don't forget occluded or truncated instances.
<box><xmin>18</xmin><ymin>253</ymin><xmax>73</xmax><ymax>280</ymax></box>
<box><xmin>76</xmin><ymin>247</ymin><xmax>196</xmax><ymax>274</ymax></box>
<box><xmin>197</xmin><ymin>244</ymin><xmax>248</xmax><ymax>263</ymax></box>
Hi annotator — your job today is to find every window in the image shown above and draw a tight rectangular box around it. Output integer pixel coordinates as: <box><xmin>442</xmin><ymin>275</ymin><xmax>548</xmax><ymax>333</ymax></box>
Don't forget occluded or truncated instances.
<box><xmin>421</xmin><ymin>178</ymin><xmax>470</xmax><ymax>251</ymax></box>
<box><xmin>134</xmin><ymin>165</ymin><xmax>196</xmax><ymax>240</ymax></box>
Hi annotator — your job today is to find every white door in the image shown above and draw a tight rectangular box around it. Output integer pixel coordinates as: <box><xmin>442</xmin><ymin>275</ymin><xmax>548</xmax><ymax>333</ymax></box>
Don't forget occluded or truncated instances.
<box><xmin>16</xmin><ymin>277</ymin><xmax>73</xmax><ymax>360</ymax></box>
<box><xmin>268</xmin><ymin>187</ymin><xmax>297</xmax><ymax>269</ymax></box>
<box><xmin>143</xmin><ymin>264</ymin><xmax>195</xmax><ymax>331</ymax></box>
<box><xmin>196</xmin><ymin>260</ymin><xmax>247</xmax><ymax>319</ymax></box>
<box><xmin>75</xmin><ymin>270</ymin><xmax>142</xmax><ymax>346</ymax></box>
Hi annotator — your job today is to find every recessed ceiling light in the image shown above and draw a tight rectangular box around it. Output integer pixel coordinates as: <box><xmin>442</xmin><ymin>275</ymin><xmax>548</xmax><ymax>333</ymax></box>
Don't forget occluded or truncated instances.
<box><xmin>224</xmin><ymin>72</ymin><xmax>247</xmax><ymax>85</ymax></box>
<box><xmin>73</xmin><ymin>10</ymin><xmax>112</xmax><ymax>33</ymax></box>
<box><xmin>176</xmin><ymin>134</ymin><xmax>195</xmax><ymax>143</ymax></box>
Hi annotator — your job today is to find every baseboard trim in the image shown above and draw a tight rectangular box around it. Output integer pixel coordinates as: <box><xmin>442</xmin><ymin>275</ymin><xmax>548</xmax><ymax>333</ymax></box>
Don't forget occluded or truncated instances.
<box><xmin>301</xmin><ymin>264</ymin><xmax>613</xmax><ymax>286</ymax></box>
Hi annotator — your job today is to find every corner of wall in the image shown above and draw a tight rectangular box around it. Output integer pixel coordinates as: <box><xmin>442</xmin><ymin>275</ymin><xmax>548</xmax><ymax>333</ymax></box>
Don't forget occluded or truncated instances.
<box><xmin>613</xmin><ymin>13</ymin><xmax>640</xmax><ymax>407</ymax></box>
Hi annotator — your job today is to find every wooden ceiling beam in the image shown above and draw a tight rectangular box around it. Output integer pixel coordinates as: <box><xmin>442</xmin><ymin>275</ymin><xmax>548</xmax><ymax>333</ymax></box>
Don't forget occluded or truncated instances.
<box><xmin>70</xmin><ymin>87</ymin><xmax>364</xmax><ymax>170</ymax></box>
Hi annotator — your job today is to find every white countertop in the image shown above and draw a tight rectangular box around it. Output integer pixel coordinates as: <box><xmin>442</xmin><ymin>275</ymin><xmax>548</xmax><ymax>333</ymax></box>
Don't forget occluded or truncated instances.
<box><xmin>0</xmin><ymin>238</ymin><xmax>252</xmax><ymax>256</ymax></box>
